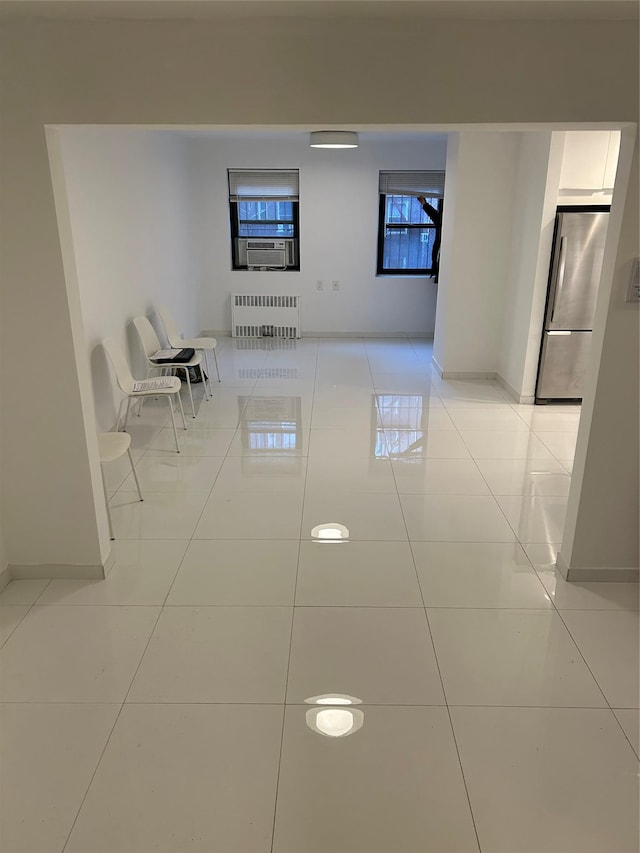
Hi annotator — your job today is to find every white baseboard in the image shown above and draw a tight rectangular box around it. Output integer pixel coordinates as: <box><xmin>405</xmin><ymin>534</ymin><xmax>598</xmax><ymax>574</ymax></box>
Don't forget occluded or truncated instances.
<box><xmin>556</xmin><ymin>552</ymin><xmax>640</xmax><ymax>583</ymax></box>
<box><xmin>441</xmin><ymin>370</ymin><xmax>498</xmax><ymax>380</ymax></box>
<box><xmin>306</xmin><ymin>331</ymin><xmax>433</xmax><ymax>339</ymax></box>
<box><xmin>428</xmin><ymin>365</ymin><xmax>535</xmax><ymax>404</ymax></box>
<box><xmin>207</xmin><ymin>330</ymin><xmax>435</xmax><ymax>340</ymax></box>
<box><xmin>495</xmin><ymin>374</ymin><xmax>535</xmax><ymax>405</ymax></box>
<box><xmin>9</xmin><ymin>550</ymin><xmax>115</xmax><ymax>581</ymax></box>
<box><xmin>431</xmin><ymin>355</ymin><xmax>444</xmax><ymax>377</ymax></box>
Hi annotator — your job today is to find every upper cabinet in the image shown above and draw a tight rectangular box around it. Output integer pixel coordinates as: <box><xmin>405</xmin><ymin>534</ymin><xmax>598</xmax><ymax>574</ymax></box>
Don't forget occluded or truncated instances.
<box><xmin>559</xmin><ymin>131</ymin><xmax>620</xmax><ymax>191</ymax></box>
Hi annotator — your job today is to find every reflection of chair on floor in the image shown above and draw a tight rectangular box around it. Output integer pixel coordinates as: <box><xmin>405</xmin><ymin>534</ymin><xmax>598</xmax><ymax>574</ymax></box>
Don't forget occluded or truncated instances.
<box><xmin>134</xmin><ymin>315</ymin><xmax>203</xmax><ymax>419</ymax></box>
<box><xmin>98</xmin><ymin>432</ymin><xmax>143</xmax><ymax>540</ymax></box>
<box><xmin>158</xmin><ymin>305</ymin><xmax>221</xmax><ymax>398</ymax></box>
<box><xmin>102</xmin><ymin>337</ymin><xmax>186</xmax><ymax>453</ymax></box>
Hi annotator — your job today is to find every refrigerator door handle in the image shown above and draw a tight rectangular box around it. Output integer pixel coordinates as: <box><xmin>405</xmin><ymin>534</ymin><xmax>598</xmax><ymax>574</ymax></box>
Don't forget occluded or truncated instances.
<box><xmin>551</xmin><ymin>236</ymin><xmax>567</xmax><ymax>323</ymax></box>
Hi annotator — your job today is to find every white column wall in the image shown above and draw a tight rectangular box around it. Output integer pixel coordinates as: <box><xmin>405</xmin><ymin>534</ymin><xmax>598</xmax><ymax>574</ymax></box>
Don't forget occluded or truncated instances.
<box><xmin>188</xmin><ymin>136</ymin><xmax>446</xmax><ymax>337</ymax></box>
<box><xmin>0</xmin><ymin>14</ymin><xmax>637</xmax><ymax>574</ymax></box>
<box><xmin>558</xmin><ymin>129</ymin><xmax>639</xmax><ymax>579</ymax></box>
<box><xmin>497</xmin><ymin>131</ymin><xmax>565</xmax><ymax>400</ymax></box>
<box><xmin>56</xmin><ymin>128</ymin><xmax>196</xmax><ymax>433</ymax></box>
<box><xmin>433</xmin><ymin>131</ymin><xmax>521</xmax><ymax>377</ymax></box>
<box><xmin>0</xmin><ymin>126</ymin><xmax>104</xmax><ymax>570</ymax></box>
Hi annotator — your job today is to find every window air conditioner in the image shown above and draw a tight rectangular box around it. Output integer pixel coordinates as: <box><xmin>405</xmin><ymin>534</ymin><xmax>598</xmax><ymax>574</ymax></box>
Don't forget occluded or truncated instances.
<box><xmin>246</xmin><ymin>240</ymin><xmax>287</xmax><ymax>269</ymax></box>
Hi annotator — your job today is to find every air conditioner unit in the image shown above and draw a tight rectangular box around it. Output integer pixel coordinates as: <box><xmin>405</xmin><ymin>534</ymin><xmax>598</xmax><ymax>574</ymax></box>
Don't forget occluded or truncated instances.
<box><xmin>246</xmin><ymin>240</ymin><xmax>287</xmax><ymax>269</ymax></box>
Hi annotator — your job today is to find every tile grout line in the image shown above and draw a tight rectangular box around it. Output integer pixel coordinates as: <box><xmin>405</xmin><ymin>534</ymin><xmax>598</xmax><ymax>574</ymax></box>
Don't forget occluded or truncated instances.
<box><xmin>0</xmin><ymin>579</ymin><xmax>54</xmax><ymax>649</ymax></box>
<box><xmin>384</xmin><ymin>344</ymin><xmax>483</xmax><ymax>853</ymax></box>
<box><xmin>59</xmin><ymin>600</ymin><xmax>166</xmax><ymax>853</ymax></box>
<box><xmin>60</xmin><ymin>370</ymin><xmax>261</xmax><ymax>851</ymax></box>
<box><xmin>269</xmin><ymin>336</ymin><xmax>319</xmax><ymax>853</ymax></box>
<box><xmin>521</xmin><ymin>543</ymin><xmax>640</xmax><ymax>755</ymax></box>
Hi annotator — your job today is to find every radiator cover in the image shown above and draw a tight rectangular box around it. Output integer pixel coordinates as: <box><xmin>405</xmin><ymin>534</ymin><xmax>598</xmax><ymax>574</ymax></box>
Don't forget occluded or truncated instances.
<box><xmin>231</xmin><ymin>294</ymin><xmax>301</xmax><ymax>338</ymax></box>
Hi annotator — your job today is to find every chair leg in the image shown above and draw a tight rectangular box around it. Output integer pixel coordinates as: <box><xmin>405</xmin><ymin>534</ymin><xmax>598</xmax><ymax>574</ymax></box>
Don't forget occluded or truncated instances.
<box><xmin>204</xmin><ymin>350</ymin><xmax>214</xmax><ymax>398</ymax></box>
<box><xmin>116</xmin><ymin>398</ymin><xmax>126</xmax><ymax>432</ymax></box>
<box><xmin>167</xmin><ymin>396</ymin><xmax>180</xmax><ymax>453</ymax></box>
<box><xmin>127</xmin><ymin>447</ymin><xmax>144</xmax><ymax>502</ymax></box>
<box><xmin>100</xmin><ymin>466</ymin><xmax>115</xmax><ymax>540</ymax></box>
<box><xmin>182</xmin><ymin>367</ymin><xmax>196</xmax><ymax>418</ymax></box>
<box><xmin>176</xmin><ymin>387</ymin><xmax>187</xmax><ymax>430</ymax></box>
<box><xmin>212</xmin><ymin>346</ymin><xmax>221</xmax><ymax>383</ymax></box>
<box><xmin>138</xmin><ymin>367</ymin><xmax>154</xmax><ymax>416</ymax></box>
<box><xmin>123</xmin><ymin>397</ymin><xmax>133</xmax><ymax>430</ymax></box>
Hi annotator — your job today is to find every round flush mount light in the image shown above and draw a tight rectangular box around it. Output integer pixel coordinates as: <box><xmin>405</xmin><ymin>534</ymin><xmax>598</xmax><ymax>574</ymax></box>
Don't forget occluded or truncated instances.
<box><xmin>309</xmin><ymin>131</ymin><xmax>359</xmax><ymax>149</ymax></box>
<box><xmin>311</xmin><ymin>522</ymin><xmax>350</xmax><ymax>541</ymax></box>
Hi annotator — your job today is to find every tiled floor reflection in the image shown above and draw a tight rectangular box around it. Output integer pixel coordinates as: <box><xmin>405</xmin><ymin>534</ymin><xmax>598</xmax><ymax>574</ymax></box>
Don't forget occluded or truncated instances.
<box><xmin>0</xmin><ymin>337</ymin><xmax>637</xmax><ymax>853</ymax></box>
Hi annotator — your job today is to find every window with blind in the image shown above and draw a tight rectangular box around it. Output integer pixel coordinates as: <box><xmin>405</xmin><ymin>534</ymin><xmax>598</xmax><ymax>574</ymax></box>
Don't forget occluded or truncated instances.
<box><xmin>228</xmin><ymin>169</ymin><xmax>300</xmax><ymax>270</ymax></box>
<box><xmin>377</xmin><ymin>171</ymin><xmax>445</xmax><ymax>278</ymax></box>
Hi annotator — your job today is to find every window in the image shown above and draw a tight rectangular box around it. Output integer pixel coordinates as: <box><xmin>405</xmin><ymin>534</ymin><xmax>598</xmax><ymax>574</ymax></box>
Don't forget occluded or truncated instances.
<box><xmin>377</xmin><ymin>171</ymin><xmax>445</xmax><ymax>278</ymax></box>
<box><xmin>228</xmin><ymin>169</ymin><xmax>300</xmax><ymax>270</ymax></box>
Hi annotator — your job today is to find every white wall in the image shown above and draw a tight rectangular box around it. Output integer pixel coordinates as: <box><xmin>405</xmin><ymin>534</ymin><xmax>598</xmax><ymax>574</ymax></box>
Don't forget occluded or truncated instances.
<box><xmin>0</xmin><ymin>12</ymin><xmax>636</xmax><ymax>573</ymax></box>
<box><xmin>433</xmin><ymin>131</ymin><xmax>521</xmax><ymax>375</ymax></box>
<box><xmin>559</xmin><ymin>129</ymin><xmax>639</xmax><ymax>577</ymax></box>
<box><xmin>57</xmin><ymin>128</ymin><xmax>196</xmax><ymax>432</ymax></box>
<box><xmin>498</xmin><ymin>132</ymin><xmax>563</xmax><ymax>399</ymax></box>
<box><xmin>189</xmin><ymin>136</ymin><xmax>446</xmax><ymax>336</ymax></box>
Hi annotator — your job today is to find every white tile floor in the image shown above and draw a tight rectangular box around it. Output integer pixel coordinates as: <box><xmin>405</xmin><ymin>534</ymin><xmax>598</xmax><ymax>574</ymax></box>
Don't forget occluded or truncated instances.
<box><xmin>1</xmin><ymin>337</ymin><xmax>638</xmax><ymax>853</ymax></box>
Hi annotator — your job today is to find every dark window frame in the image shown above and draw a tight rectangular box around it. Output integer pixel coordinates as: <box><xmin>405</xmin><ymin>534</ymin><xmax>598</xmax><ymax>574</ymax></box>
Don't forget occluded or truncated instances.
<box><xmin>229</xmin><ymin>200</ymin><xmax>300</xmax><ymax>271</ymax></box>
<box><xmin>376</xmin><ymin>195</ymin><xmax>442</xmax><ymax>276</ymax></box>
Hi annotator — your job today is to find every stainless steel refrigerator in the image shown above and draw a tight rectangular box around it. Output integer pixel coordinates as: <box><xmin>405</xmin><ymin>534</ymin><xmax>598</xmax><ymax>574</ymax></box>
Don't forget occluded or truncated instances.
<box><xmin>535</xmin><ymin>207</ymin><xmax>610</xmax><ymax>403</ymax></box>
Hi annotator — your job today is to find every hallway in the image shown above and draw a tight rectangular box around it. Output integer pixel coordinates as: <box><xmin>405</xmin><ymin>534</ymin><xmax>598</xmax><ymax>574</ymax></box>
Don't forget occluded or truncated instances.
<box><xmin>0</xmin><ymin>337</ymin><xmax>638</xmax><ymax>852</ymax></box>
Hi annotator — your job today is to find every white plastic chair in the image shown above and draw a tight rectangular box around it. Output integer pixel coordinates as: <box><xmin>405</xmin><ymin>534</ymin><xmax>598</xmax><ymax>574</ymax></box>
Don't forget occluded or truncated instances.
<box><xmin>133</xmin><ymin>316</ymin><xmax>203</xmax><ymax>419</ymax></box>
<box><xmin>98</xmin><ymin>431</ymin><xmax>143</xmax><ymax>540</ymax></box>
<box><xmin>102</xmin><ymin>337</ymin><xmax>186</xmax><ymax>453</ymax></box>
<box><xmin>158</xmin><ymin>306</ymin><xmax>221</xmax><ymax>398</ymax></box>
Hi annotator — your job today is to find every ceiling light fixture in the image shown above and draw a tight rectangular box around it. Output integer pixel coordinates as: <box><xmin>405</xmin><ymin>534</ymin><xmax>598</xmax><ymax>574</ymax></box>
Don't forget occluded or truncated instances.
<box><xmin>309</xmin><ymin>131</ymin><xmax>359</xmax><ymax>149</ymax></box>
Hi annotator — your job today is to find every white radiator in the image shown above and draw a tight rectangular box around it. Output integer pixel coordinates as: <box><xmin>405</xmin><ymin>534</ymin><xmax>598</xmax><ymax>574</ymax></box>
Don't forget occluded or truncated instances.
<box><xmin>231</xmin><ymin>294</ymin><xmax>301</xmax><ymax>339</ymax></box>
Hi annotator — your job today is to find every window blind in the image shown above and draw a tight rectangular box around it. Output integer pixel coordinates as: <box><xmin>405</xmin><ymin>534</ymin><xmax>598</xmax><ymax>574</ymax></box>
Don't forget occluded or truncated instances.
<box><xmin>378</xmin><ymin>170</ymin><xmax>445</xmax><ymax>199</ymax></box>
<box><xmin>228</xmin><ymin>169</ymin><xmax>300</xmax><ymax>202</ymax></box>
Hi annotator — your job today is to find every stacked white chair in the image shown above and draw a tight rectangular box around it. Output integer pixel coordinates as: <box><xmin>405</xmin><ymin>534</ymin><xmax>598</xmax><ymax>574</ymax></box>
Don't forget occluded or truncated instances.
<box><xmin>158</xmin><ymin>306</ymin><xmax>221</xmax><ymax>399</ymax></box>
<box><xmin>102</xmin><ymin>337</ymin><xmax>186</xmax><ymax>453</ymax></box>
<box><xmin>133</xmin><ymin>316</ymin><xmax>203</xmax><ymax>419</ymax></box>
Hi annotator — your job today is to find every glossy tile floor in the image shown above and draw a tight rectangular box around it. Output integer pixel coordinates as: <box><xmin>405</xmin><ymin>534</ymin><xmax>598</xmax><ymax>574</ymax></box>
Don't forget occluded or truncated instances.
<box><xmin>1</xmin><ymin>338</ymin><xmax>638</xmax><ymax>853</ymax></box>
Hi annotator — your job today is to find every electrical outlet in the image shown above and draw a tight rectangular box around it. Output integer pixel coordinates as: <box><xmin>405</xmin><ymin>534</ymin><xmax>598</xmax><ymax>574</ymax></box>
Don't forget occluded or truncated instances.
<box><xmin>332</xmin><ymin>280</ymin><xmax>340</xmax><ymax>291</ymax></box>
<box><xmin>316</xmin><ymin>280</ymin><xmax>324</xmax><ymax>291</ymax></box>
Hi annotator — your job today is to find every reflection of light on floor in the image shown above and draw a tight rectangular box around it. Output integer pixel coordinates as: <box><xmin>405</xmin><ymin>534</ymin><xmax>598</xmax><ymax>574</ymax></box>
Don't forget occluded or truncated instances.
<box><xmin>306</xmin><ymin>707</ymin><xmax>365</xmax><ymax>738</ymax></box>
<box><xmin>374</xmin><ymin>394</ymin><xmax>438</xmax><ymax>460</ymax></box>
<box><xmin>234</xmin><ymin>338</ymin><xmax>298</xmax><ymax>351</ymax></box>
<box><xmin>305</xmin><ymin>694</ymin><xmax>364</xmax><ymax>738</ymax></box>
<box><xmin>238</xmin><ymin>368</ymin><xmax>298</xmax><ymax>379</ymax></box>
<box><xmin>311</xmin><ymin>523</ymin><xmax>350</xmax><ymax>542</ymax></box>
<box><xmin>305</xmin><ymin>694</ymin><xmax>362</xmax><ymax>706</ymax></box>
<box><xmin>240</xmin><ymin>396</ymin><xmax>302</xmax><ymax>452</ymax></box>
